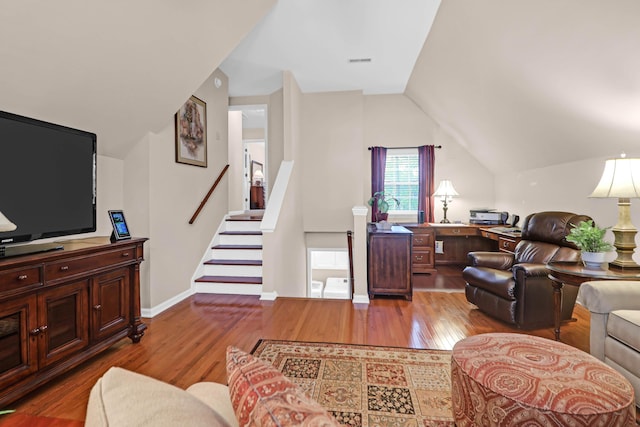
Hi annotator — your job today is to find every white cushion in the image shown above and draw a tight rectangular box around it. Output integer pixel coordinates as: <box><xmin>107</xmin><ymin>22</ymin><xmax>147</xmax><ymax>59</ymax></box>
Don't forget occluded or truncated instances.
<box><xmin>85</xmin><ymin>367</ymin><xmax>232</xmax><ymax>427</ymax></box>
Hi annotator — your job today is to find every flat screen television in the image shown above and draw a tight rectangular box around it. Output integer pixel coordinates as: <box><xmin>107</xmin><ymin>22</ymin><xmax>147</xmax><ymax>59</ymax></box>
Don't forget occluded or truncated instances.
<box><xmin>0</xmin><ymin>111</ymin><xmax>97</xmax><ymax>255</ymax></box>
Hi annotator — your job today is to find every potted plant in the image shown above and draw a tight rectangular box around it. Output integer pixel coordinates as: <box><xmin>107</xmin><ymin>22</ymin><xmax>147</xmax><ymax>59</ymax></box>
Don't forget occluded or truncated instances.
<box><xmin>565</xmin><ymin>220</ymin><xmax>614</xmax><ymax>269</ymax></box>
<box><xmin>367</xmin><ymin>191</ymin><xmax>399</xmax><ymax>222</ymax></box>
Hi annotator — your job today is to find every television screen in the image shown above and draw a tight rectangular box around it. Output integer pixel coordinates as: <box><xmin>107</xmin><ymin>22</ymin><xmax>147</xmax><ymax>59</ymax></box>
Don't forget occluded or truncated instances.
<box><xmin>0</xmin><ymin>111</ymin><xmax>96</xmax><ymax>246</ymax></box>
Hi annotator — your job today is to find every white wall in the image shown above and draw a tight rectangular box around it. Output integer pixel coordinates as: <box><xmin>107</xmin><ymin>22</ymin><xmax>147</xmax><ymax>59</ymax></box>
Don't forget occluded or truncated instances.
<box><xmin>301</xmin><ymin>91</ymin><xmax>365</xmax><ymax>232</ymax></box>
<box><xmin>125</xmin><ymin>69</ymin><xmax>231</xmax><ymax>310</ymax></box>
<box><xmin>228</xmin><ymin>111</ymin><xmax>244</xmax><ymax>212</ymax></box>
<box><xmin>363</xmin><ymin>94</ymin><xmax>493</xmax><ymax>224</ymax></box>
<box><xmin>495</xmin><ymin>155</ymin><xmax>640</xmax><ymax>263</ymax></box>
<box><xmin>261</xmin><ymin>73</ymin><xmax>307</xmax><ymax>297</ymax></box>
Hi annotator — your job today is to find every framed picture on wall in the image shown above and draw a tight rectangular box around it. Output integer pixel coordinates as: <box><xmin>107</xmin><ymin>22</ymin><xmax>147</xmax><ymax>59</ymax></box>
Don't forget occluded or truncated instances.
<box><xmin>175</xmin><ymin>95</ymin><xmax>207</xmax><ymax>167</ymax></box>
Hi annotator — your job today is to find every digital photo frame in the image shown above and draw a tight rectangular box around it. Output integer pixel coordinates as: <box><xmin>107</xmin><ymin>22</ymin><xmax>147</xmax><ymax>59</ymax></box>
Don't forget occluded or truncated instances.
<box><xmin>108</xmin><ymin>210</ymin><xmax>131</xmax><ymax>242</ymax></box>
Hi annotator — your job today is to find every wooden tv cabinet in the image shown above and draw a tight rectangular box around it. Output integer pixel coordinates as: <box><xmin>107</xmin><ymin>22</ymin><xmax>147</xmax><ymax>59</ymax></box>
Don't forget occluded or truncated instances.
<box><xmin>0</xmin><ymin>237</ymin><xmax>147</xmax><ymax>407</ymax></box>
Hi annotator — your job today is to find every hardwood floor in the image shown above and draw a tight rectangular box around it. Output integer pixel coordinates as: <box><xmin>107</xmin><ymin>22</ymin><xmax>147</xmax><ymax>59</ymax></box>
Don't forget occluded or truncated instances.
<box><xmin>9</xmin><ymin>266</ymin><xmax>591</xmax><ymax>422</ymax></box>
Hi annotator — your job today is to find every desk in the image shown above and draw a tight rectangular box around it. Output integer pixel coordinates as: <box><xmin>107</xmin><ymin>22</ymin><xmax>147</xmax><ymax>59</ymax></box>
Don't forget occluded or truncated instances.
<box><xmin>547</xmin><ymin>261</ymin><xmax>640</xmax><ymax>341</ymax></box>
<box><xmin>432</xmin><ymin>224</ymin><xmax>495</xmax><ymax>264</ymax></box>
<box><xmin>479</xmin><ymin>227</ymin><xmax>522</xmax><ymax>254</ymax></box>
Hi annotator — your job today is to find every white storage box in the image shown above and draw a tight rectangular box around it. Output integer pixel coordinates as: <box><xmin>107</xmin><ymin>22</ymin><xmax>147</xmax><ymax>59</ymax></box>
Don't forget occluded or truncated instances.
<box><xmin>324</xmin><ymin>277</ymin><xmax>350</xmax><ymax>299</ymax></box>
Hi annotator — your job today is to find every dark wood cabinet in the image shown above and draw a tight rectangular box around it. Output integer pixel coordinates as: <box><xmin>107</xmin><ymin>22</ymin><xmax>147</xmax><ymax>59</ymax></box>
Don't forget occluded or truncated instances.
<box><xmin>38</xmin><ymin>280</ymin><xmax>89</xmax><ymax>368</ymax></box>
<box><xmin>0</xmin><ymin>237</ymin><xmax>146</xmax><ymax>407</ymax></box>
<box><xmin>367</xmin><ymin>225</ymin><xmax>412</xmax><ymax>300</ymax></box>
<box><xmin>404</xmin><ymin>226</ymin><xmax>435</xmax><ymax>274</ymax></box>
<box><xmin>434</xmin><ymin>225</ymin><xmax>495</xmax><ymax>265</ymax></box>
<box><xmin>250</xmin><ymin>185</ymin><xmax>265</xmax><ymax>209</ymax></box>
<box><xmin>90</xmin><ymin>268</ymin><xmax>130</xmax><ymax>343</ymax></box>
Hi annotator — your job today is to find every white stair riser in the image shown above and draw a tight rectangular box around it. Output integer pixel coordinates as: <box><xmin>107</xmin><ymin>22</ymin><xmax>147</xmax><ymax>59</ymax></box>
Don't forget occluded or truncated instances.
<box><xmin>194</xmin><ymin>282</ymin><xmax>262</xmax><ymax>296</ymax></box>
<box><xmin>224</xmin><ymin>221</ymin><xmax>261</xmax><ymax>232</ymax></box>
<box><xmin>219</xmin><ymin>234</ymin><xmax>262</xmax><ymax>246</ymax></box>
<box><xmin>210</xmin><ymin>248</ymin><xmax>262</xmax><ymax>260</ymax></box>
<box><xmin>203</xmin><ymin>264</ymin><xmax>262</xmax><ymax>277</ymax></box>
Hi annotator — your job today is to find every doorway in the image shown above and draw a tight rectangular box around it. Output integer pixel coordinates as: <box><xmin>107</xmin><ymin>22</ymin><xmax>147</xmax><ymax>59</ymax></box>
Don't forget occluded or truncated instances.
<box><xmin>229</xmin><ymin>105</ymin><xmax>268</xmax><ymax>211</ymax></box>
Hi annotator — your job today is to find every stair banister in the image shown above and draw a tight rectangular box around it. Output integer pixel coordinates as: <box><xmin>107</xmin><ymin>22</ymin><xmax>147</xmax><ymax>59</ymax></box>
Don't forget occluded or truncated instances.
<box><xmin>189</xmin><ymin>164</ymin><xmax>230</xmax><ymax>224</ymax></box>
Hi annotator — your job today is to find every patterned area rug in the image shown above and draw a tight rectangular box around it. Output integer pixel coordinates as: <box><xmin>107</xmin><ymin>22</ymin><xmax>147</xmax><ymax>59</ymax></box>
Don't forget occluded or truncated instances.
<box><xmin>251</xmin><ymin>340</ymin><xmax>454</xmax><ymax>427</ymax></box>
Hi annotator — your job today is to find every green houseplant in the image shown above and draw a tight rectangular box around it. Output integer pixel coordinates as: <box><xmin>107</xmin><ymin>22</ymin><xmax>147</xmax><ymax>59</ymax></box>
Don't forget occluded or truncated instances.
<box><xmin>367</xmin><ymin>191</ymin><xmax>399</xmax><ymax>222</ymax></box>
<box><xmin>565</xmin><ymin>220</ymin><xmax>613</xmax><ymax>268</ymax></box>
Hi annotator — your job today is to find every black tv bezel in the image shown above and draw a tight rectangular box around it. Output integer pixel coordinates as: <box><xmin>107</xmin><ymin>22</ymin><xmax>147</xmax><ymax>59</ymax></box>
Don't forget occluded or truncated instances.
<box><xmin>0</xmin><ymin>110</ymin><xmax>97</xmax><ymax>245</ymax></box>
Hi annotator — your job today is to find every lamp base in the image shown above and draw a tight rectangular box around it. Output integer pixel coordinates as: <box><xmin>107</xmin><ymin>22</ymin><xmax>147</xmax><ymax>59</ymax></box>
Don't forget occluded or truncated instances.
<box><xmin>440</xmin><ymin>219</ymin><xmax>450</xmax><ymax>224</ymax></box>
<box><xmin>610</xmin><ymin>198</ymin><xmax>640</xmax><ymax>270</ymax></box>
<box><xmin>608</xmin><ymin>261</ymin><xmax>640</xmax><ymax>270</ymax></box>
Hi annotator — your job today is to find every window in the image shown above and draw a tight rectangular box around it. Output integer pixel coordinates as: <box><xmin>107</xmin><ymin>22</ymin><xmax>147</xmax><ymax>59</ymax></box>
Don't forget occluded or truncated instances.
<box><xmin>384</xmin><ymin>148</ymin><xmax>418</xmax><ymax>212</ymax></box>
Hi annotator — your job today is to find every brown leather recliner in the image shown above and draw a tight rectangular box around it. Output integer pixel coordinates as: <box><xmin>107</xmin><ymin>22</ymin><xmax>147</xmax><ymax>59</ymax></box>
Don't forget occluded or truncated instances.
<box><xmin>463</xmin><ymin>211</ymin><xmax>592</xmax><ymax>329</ymax></box>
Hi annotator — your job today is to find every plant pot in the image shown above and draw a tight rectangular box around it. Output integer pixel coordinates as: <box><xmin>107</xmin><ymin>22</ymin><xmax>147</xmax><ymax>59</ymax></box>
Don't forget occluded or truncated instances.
<box><xmin>581</xmin><ymin>251</ymin><xmax>607</xmax><ymax>269</ymax></box>
<box><xmin>376</xmin><ymin>212</ymin><xmax>388</xmax><ymax>222</ymax></box>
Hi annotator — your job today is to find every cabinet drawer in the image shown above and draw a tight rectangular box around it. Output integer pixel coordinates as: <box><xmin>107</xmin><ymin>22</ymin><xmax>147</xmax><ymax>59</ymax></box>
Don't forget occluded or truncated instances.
<box><xmin>480</xmin><ymin>230</ymin><xmax>498</xmax><ymax>240</ymax></box>
<box><xmin>412</xmin><ymin>233</ymin><xmax>434</xmax><ymax>247</ymax></box>
<box><xmin>435</xmin><ymin>227</ymin><xmax>478</xmax><ymax>237</ymax></box>
<box><xmin>498</xmin><ymin>237</ymin><xmax>518</xmax><ymax>253</ymax></box>
<box><xmin>412</xmin><ymin>250</ymin><xmax>433</xmax><ymax>266</ymax></box>
<box><xmin>0</xmin><ymin>266</ymin><xmax>43</xmax><ymax>295</ymax></box>
<box><xmin>45</xmin><ymin>247</ymin><xmax>136</xmax><ymax>282</ymax></box>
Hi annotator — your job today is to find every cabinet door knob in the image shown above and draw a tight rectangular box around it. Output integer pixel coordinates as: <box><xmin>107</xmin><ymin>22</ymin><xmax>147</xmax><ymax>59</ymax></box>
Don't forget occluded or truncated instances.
<box><xmin>30</xmin><ymin>327</ymin><xmax>40</xmax><ymax>336</ymax></box>
<box><xmin>60</xmin><ymin>266</ymin><xmax>69</xmax><ymax>271</ymax></box>
<box><xmin>94</xmin><ymin>304</ymin><xmax>102</xmax><ymax>311</ymax></box>
<box><xmin>40</xmin><ymin>325</ymin><xmax>48</xmax><ymax>332</ymax></box>
<box><xmin>122</xmin><ymin>252</ymin><xmax>129</xmax><ymax>257</ymax></box>
<box><xmin>18</xmin><ymin>274</ymin><xmax>28</xmax><ymax>280</ymax></box>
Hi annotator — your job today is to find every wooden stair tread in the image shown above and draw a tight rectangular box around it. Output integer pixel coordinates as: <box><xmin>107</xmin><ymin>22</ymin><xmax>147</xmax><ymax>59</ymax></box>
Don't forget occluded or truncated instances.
<box><xmin>204</xmin><ymin>259</ymin><xmax>262</xmax><ymax>266</ymax></box>
<box><xmin>212</xmin><ymin>244</ymin><xmax>262</xmax><ymax>250</ymax></box>
<box><xmin>219</xmin><ymin>231</ymin><xmax>262</xmax><ymax>235</ymax></box>
<box><xmin>226</xmin><ymin>215</ymin><xmax>263</xmax><ymax>221</ymax></box>
<box><xmin>195</xmin><ymin>275</ymin><xmax>262</xmax><ymax>284</ymax></box>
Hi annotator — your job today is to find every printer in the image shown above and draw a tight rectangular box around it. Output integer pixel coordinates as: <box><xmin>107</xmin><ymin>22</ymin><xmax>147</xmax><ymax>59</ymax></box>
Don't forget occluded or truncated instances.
<box><xmin>469</xmin><ymin>209</ymin><xmax>508</xmax><ymax>225</ymax></box>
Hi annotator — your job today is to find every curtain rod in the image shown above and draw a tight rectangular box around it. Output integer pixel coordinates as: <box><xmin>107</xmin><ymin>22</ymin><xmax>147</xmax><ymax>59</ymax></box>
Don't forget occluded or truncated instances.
<box><xmin>367</xmin><ymin>145</ymin><xmax>442</xmax><ymax>150</ymax></box>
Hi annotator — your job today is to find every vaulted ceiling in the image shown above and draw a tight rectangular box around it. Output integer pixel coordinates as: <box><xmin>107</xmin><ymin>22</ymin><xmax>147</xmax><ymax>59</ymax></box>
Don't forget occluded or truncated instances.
<box><xmin>222</xmin><ymin>0</ymin><xmax>640</xmax><ymax>174</ymax></box>
<box><xmin>406</xmin><ymin>0</ymin><xmax>640</xmax><ymax>174</ymax></box>
<box><xmin>0</xmin><ymin>0</ymin><xmax>276</xmax><ymax>158</ymax></box>
<box><xmin>1</xmin><ymin>1</ymin><xmax>638</xmax><ymax>174</ymax></box>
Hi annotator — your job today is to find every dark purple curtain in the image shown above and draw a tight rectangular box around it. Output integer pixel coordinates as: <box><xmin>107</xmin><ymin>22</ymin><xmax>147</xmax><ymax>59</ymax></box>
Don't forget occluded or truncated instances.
<box><xmin>418</xmin><ymin>145</ymin><xmax>435</xmax><ymax>223</ymax></box>
<box><xmin>370</xmin><ymin>147</ymin><xmax>387</xmax><ymax>221</ymax></box>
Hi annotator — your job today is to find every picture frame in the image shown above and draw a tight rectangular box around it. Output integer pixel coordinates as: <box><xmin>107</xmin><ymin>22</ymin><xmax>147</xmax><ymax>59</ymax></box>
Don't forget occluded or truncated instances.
<box><xmin>108</xmin><ymin>210</ymin><xmax>131</xmax><ymax>242</ymax></box>
<box><xmin>175</xmin><ymin>95</ymin><xmax>207</xmax><ymax>167</ymax></box>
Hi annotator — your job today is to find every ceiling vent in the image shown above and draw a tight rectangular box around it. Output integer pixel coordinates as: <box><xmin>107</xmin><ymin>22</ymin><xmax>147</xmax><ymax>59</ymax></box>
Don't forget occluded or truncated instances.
<box><xmin>348</xmin><ymin>58</ymin><xmax>372</xmax><ymax>63</ymax></box>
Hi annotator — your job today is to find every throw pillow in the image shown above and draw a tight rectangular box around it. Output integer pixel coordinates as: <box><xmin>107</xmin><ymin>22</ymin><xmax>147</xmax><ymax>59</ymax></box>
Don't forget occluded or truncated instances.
<box><xmin>85</xmin><ymin>367</ymin><xmax>231</xmax><ymax>427</ymax></box>
<box><xmin>226</xmin><ymin>346</ymin><xmax>340</xmax><ymax>427</ymax></box>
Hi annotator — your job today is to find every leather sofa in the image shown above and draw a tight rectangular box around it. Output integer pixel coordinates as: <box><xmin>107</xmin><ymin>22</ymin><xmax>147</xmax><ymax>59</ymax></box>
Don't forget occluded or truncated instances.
<box><xmin>577</xmin><ymin>280</ymin><xmax>640</xmax><ymax>407</ymax></box>
<box><xmin>463</xmin><ymin>211</ymin><xmax>591</xmax><ymax>329</ymax></box>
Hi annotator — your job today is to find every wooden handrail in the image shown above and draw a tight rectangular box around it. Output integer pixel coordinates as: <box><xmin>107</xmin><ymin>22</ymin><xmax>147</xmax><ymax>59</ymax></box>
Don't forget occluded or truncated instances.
<box><xmin>189</xmin><ymin>164</ymin><xmax>230</xmax><ymax>224</ymax></box>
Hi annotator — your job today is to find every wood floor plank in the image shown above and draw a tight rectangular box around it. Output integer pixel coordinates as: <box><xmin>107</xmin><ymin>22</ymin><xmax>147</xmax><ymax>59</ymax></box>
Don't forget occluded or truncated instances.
<box><xmin>9</xmin><ymin>266</ymin><xmax>592</xmax><ymax>422</ymax></box>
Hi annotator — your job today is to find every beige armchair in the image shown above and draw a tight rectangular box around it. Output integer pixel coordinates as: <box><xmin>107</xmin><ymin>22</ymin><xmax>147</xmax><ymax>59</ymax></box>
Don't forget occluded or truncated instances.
<box><xmin>577</xmin><ymin>280</ymin><xmax>640</xmax><ymax>407</ymax></box>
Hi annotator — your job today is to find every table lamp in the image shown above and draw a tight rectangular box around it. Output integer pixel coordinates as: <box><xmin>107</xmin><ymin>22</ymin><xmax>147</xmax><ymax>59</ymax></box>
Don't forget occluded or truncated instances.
<box><xmin>589</xmin><ymin>155</ymin><xmax>640</xmax><ymax>269</ymax></box>
<box><xmin>433</xmin><ymin>180</ymin><xmax>459</xmax><ymax>224</ymax></box>
<box><xmin>252</xmin><ymin>169</ymin><xmax>264</xmax><ymax>186</ymax></box>
<box><xmin>0</xmin><ymin>210</ymin><xmax>17</xmax><ymax>232</ymax></box>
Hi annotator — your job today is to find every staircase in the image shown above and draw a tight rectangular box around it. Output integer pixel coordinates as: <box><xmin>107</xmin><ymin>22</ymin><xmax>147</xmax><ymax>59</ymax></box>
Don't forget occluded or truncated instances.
<box><xmin>194</xmin><ymin>212</ymin><xmax>263</xmax><ymax>295</ymax></box>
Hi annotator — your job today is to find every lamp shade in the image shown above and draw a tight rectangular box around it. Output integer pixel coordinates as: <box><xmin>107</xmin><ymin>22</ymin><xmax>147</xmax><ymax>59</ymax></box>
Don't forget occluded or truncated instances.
<box><xmin>0</xmin><ymin>210</ymin><xmax>17</xmax><ymax>232</ymax></box>
<box><xmin>590</xmin><ymin>158</ymin><xmax>640</xmax><ymax>198</ymax></box>
<box><xmin>433</xmin><ymin>180</ymin><xmax>459</xmax><ymax>198</ymax></box>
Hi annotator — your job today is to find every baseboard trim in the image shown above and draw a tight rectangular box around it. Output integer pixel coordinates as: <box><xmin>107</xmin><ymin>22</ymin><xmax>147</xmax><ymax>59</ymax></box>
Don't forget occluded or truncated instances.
<box><xmin>141</xmin><ymin>288</ymin><xmax>194</xmax><ymax>318</ymax></box>
<box><xmin>352</xmin><ymin>294</ymin><xmax>370</xmax><ymax>304</ymax></box>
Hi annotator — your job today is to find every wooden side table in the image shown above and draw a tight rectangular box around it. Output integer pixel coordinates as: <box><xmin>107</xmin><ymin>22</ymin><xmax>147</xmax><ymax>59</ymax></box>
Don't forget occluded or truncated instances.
<box><xmin>546</xmin><ymin>261</ymin><xmax>640</xmax><ymax>341</ymax></box>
